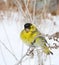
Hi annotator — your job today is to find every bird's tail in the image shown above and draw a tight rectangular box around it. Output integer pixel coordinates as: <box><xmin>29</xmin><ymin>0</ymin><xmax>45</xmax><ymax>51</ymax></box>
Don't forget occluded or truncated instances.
<box><xmin>49</xmin><ymin>51</ymin><xmax>53</xmax><ymax>55</ymax></box>
<box><xmin>43</xmin><ymin>48</ymin><xmax>53</xmax><ymax>55</ymax></box>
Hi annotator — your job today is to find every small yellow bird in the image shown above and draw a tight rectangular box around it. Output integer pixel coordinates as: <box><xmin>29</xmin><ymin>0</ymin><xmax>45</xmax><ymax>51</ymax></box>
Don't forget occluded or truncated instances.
<box><xmin>20</xmin><ymin>23</ymin><xmax>53</xmax><ymax>55</ymax></box>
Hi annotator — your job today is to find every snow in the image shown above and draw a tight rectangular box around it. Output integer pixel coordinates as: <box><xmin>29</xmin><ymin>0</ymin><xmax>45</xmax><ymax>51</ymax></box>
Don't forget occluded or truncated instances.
<box><xmin>0</xmin><ymin>11</ymin><xmax>59</xmax><ymax>65</ymax></box>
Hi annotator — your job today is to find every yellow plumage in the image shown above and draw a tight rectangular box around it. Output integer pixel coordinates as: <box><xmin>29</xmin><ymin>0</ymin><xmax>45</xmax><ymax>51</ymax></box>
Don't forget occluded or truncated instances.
<box><xmin>20</xmin><ymin>29</ymin><xmax>40</xmax><ymax>46</ymax></box>
<box><xmin>20</xmin><ymin>23</ymin><xmax>53</xmax><ymax>55</ymax></box>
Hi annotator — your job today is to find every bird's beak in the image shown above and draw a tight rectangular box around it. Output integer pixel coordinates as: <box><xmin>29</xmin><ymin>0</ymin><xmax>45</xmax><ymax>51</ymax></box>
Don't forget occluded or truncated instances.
<box><xmin>25</xmin><ymin>28</ymin><xmax>30</xmax><ymax>32</ymax></box>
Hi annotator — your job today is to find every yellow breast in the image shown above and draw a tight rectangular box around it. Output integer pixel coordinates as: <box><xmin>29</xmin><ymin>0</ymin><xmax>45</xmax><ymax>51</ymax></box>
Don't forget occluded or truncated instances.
<box><xmin>20</xmin><ymin>30</ymin><xmax>39</xmax><ymax>46</ymax></box>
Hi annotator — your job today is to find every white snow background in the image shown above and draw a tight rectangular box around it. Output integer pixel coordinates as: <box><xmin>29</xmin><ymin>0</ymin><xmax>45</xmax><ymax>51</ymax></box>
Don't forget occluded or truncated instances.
<box><xmin>0</xmin><ymin>11</ymin><xmax>59</xmax><ymax>65</ymax></box>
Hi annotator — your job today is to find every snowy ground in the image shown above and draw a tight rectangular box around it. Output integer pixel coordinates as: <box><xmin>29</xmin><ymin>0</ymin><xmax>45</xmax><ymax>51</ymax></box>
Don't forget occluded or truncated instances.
<box><xmin>0</xmin><ymin>11</ymin><xmax>59</xmax><ymax>65</ymax></box>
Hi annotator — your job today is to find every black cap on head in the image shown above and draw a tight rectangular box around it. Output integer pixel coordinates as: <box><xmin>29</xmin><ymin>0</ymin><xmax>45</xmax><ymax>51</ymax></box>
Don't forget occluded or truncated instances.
<box><xmin>24</xmin><ymin>23</ymin><xmax>32</xmax><ymax>29</ymax></box>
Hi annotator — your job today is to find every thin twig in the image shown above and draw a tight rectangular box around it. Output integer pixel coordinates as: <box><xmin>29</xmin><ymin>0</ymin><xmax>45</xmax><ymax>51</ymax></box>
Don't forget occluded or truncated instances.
<box><xmin>15</xmin><ymin>54</ymin><xmax>27</xmax><ymax>65</ymax></box>
<box><xmin>15</xmin><ymin>46</ymin><xmax>35</xmax><ymax>65</ymax></box>
<box><xmin>33</xmin><ymin>0</ymin><xmax>36</xmax><ymax>21</ymax></box>
<box><xmin>0</xmin><ymin>40</ymin><xmax>18</xmax><ymax>61</ymax></box>
<box><xmin>0</xmin><ymin>44</ymin><xmax>7</xmax><ymax>65</ymax></box>
<box><xmin>49</xmin><ymin>43</ymin><xmax>59</xmax><ymax>49</ymax></box>
<box><xmin>13</xmin><ymin>0</ymin><xmax>29</xmax><ymax>22</ymax></box>
<box><xmin>2</xmin><ymin>22</ymin><xmax>15</xmax><ymax>57</ymax></box>
<box><xmin>24</xmin><ymin>0</ymin><xmax>33</xmax><ymax>22</ymax></box>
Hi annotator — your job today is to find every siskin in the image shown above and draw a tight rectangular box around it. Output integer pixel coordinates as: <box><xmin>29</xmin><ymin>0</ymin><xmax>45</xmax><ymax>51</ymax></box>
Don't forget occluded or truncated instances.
<box><xmin>20</xmin><ymin>23</ymin><xmax>53</xmax><ymax>55</ymax></box>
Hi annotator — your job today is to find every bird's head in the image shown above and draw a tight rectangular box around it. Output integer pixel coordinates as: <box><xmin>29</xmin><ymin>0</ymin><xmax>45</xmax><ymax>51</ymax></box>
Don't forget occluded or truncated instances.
<box><xmin>24</xmin><ymin>23</ymin><xmax>37</xmax><ymax>32</ymax></box>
